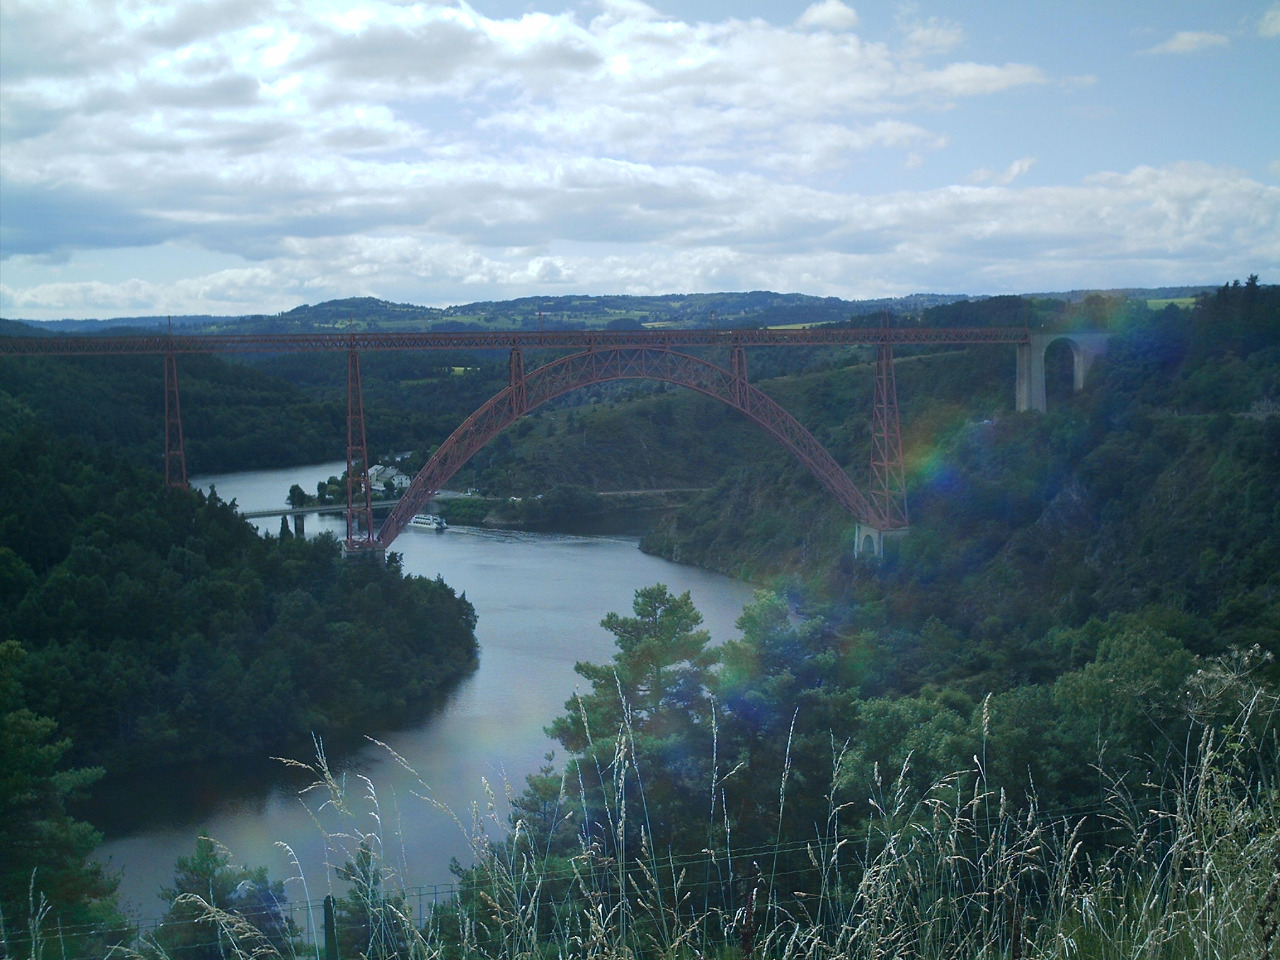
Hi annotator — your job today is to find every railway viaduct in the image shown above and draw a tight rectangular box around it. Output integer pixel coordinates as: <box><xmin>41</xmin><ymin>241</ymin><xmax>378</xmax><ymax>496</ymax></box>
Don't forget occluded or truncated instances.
<box><xmin>1</xmin><ymin>326</ymin><xmax>1107</xmax><ymax>559</ymax></box>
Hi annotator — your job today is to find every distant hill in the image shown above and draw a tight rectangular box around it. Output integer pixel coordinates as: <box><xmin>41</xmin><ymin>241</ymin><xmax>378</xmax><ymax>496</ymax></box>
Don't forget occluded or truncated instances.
<box><xmin>1024</xmin><ymin>285</ymin><xmax>1216</xmax><ymax>303</ymax></box>
<box><xmin>1</xmin><ymin>285</ymin><xmax>1214</xmax><ymax>335</ymax></box>
<box><xmin>0</xmin><ymin>318</ymin><xmax>56</xmax><ymax>337</ymax></box>
<box><xmin>0</xmin><ymin>314</ymin><xmax>227</xmax><ymax>333</ymax></box>
<box><xmin>3</xmin><ymin>291</ymin><xmax>938</xmax><ymax>334</ymax></box>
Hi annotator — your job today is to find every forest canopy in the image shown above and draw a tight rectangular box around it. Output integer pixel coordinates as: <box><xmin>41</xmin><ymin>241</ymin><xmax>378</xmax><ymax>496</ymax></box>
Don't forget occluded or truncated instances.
<box><xmin>0</xmin><ymin>366</ymin><xmax>481</xmax><ymax>950</ymax></box>
<box><xmin>1</xmin><ymin>279</ymin><xmax>1276</xmax><ymax>958</ymax></box>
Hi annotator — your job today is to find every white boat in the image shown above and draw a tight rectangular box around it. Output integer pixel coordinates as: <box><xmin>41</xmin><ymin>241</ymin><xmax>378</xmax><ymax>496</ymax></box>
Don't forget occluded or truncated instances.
<box><xmin>410</xmin><ymin>513</ymin><xmax>447</xmax><ymax>530</ymax></box>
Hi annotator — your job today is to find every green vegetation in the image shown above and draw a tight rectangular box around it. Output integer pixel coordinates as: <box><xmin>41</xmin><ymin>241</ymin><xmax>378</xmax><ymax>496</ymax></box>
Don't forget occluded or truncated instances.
<box><xmin>0</xmin><ymin>353</ymin><xmax>348</xmax><ymax>473</ymax></box>
<box><xmin>0</xmin><ymin>641</ymin><xmax>125</xmax><ymax>959</ymax></box>
<box><xmin>93</xmin><ymin>637</ymin><xmax>1280</xmax><ymax>959</ymax></box>
<box><xmin>142</xmin><ymin>836</ymin><xmax>299</xmax><ymax>960</ymax></box>
<box><xmin>254</xmin><ymin>291</ymin><xmax>914</xmax><ymax>334</ymax></box>
<box><xmin>0</xmin><ymin>347</ymin><xmax>501</xmax><ymax>476</ymax></box>
<box><xmin>0</xmin><ymin>420</ymin><xmax>479</xmax><ymax>774</ymax></box>
<box><xmin>0</xmin><ymin>353</ymin><xmax>481</xmax><ymax>952</ymax></box>
<box><xmin>426</xmin><ymin>278</ymin><xmax>1277</xmax><ymax>954</ymax></box>
<box><xmin>423</xmin><ymin>582</ymin><xmax>1277</xmax><ymax>957</ymax></box>
<box><xmin>5</xmin><ymin>290</ymin><xmax>982</xmax><ymax>337</ymax></box>
<box><xmin>2</xmin><ymin>278</ymin><xmax>1277</xmax><ymax>957</ymax></box>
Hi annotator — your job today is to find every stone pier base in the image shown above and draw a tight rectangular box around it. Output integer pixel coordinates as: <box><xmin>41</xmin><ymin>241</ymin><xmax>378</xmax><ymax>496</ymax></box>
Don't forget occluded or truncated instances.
<box><xmin>854</xmin><ymin>523</ymin><xmax>908</xmax><ymax>559</ymax></box>
<box><xmin>341</xmin><ymin>541</ymin><xmax>385</xmax><ymax>563</ymax></box>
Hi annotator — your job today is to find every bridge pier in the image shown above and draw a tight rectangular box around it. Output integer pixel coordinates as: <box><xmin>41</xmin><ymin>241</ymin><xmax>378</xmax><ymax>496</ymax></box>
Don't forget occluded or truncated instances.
<box><xmin>14</xmin><ymin>325</ymin><xmax>1114</xmax><ymax>556</ymax></box>
<box><xmin>1016</xmin><ymin>332</ymin><xmax>1110</xmax><ymax>412</ymax></box>
<box><xmin>164</xmin><ymin>349</ymin><xmax>187</xmax><ymax>487</ymax></box>
<box><xmin>341</xmin><ymin>541</ymin><xmax>385</xmax><ymax>563</ymax></box>
<box><xmin>854</xmin><ymin>522</ymin><xmax>907</xmax><ymax>560</ymax></box>
<box><xmin>293</xmin><ymin>514</ymin><xmax>305</xmax><ymax>537</ymax></box>
<box><xmin>345</xmin><ymin>347</ymin><xmax>377</xmax><ymax>555</ymax></box>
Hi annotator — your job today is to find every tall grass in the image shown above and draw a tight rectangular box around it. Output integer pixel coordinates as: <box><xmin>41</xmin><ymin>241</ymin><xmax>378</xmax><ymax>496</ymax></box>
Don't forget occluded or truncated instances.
<box><xmin>46</xmin><ymin>658</ymin><xmax>1280</xmax><ymax>959</ymax></box>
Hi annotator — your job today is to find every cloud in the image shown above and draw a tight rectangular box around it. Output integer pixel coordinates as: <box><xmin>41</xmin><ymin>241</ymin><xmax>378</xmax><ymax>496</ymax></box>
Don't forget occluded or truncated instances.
<box><xmin>895</xmin><ymin>6</ymin><xmax>965</xmax><ymax>56</ymax></box>
<box><xmin>796</xmin><ymin>1</ymin><xmax>859</xmax><ymax>32</ymax></box>
<box><xmin>1261</xmin><ymin>6</ymin><xmax>1280</xmax><ymax>37</ymax></box>
<box><xmin>5</xmin><ymin>162</ymin><xmax>1275</xmax><ymax>319</ymax></box>
<box><xmin>1</xmin><ymin>2</ymin><xmax>1274</xmax><ymax>320</ymax></box>
<box><xmin>903</xmin><ymin>21</ymin><xmax>964</xmax><ymax>54</ymax></box>
<box><xmin>898</xmin><ymin>61</ymin><xmax>1046</xmax><ymax>99</ymax></box>
<box><xmin>750</xmin><ymin>120</ymin><xmax>948</xmax><ymax>174</ymax></box>
<box><xmin>1140</xmin><ymin>31</ymin><xmax>1229</xmax><ymax>55</ymax></box>
<box><xmin>967</xmin><ymin>157</ymin><xmax>1037</xmax><ymax>186</ymax></box>
<box><xmin>0</xmin><ymin>0</ymin><xmax>1048</xmax><ymax>251</ymax></box>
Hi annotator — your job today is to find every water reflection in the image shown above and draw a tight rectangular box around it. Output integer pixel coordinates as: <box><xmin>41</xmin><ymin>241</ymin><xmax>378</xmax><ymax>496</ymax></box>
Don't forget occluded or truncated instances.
<box><xmin>91</xmin><ymin>464</ymin><xmax>756</xmax><ymax>919</ymax></box>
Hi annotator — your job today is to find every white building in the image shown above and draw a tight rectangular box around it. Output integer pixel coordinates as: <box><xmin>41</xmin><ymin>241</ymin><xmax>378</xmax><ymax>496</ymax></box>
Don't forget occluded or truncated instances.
<box><xmin>368</xmin><ymin>463</ymin><xmax>411</xmax><ymax>491</ymax></box>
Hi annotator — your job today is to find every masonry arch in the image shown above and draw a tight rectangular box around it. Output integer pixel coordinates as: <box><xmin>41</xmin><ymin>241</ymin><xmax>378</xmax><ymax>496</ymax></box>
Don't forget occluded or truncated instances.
<box><xmin>377</xmin><ymin>346</ymin><xmax>876</xmax><ymax>548</ymax></box>
<box><xmin>1016</xmin><ymin>332</ymin><xmax>1110</xmax><ymax>413</ymax></box>
<box><xmin>1043</xmin><ymin>338</ymin><xmax>1077</xmax><ymax>407</ymax></box>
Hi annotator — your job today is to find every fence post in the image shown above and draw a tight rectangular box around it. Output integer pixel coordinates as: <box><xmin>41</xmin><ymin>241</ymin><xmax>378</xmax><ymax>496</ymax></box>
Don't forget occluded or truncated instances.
<box><xmin>324</xmin><ymin>894</ymin><xmax>339</xmax><ymax>960</ymax></box>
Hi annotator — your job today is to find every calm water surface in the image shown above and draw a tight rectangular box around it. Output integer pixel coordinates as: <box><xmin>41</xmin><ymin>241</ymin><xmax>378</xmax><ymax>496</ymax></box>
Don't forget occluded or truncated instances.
<box><xmin>94</xmin><ymin>463</ymin><xmax>757</xmax><ymax>921</ymax></box>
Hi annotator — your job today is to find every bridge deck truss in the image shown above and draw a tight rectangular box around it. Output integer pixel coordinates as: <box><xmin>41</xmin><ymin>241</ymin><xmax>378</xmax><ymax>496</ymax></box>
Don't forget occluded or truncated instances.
<box><xmin>0</xmin><ymin>326</ymin><xmax>1030</xmax><ymax>357</ymax></box>
<box><xmin>3</xmin><ymin>324</ymin><xmax>1077</xmax><ymax>556</ymax></box>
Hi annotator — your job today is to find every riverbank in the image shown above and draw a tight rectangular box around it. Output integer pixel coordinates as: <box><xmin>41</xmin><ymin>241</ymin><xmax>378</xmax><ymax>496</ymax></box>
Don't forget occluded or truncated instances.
<box><xmin>439</xmin><ymin>487</ymin><xmax>703</xmax><ymax>536</ymax></box>
<box><xmin>86</xmin><ymin>465</ymin><xmax>756</xmax><ymax>921</ymax></box>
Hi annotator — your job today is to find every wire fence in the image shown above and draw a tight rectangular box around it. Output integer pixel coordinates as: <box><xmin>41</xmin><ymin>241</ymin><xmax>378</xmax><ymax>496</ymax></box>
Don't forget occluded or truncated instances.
<box><xmin>10</xmin><ymin>761</ymin><xmax>1272</xmax><ymax>960</ymax></box>
<box><xmin>3</xmin><ymin>883</ymin><xmax>462</xmax><ymax>959</ymax></box>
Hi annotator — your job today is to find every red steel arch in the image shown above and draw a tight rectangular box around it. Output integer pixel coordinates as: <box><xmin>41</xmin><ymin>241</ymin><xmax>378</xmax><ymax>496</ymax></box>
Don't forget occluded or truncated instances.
<box><xmin>378</xmin><ymin>346</ymin><xmax>877</xmax><ymax>549</ymax></box>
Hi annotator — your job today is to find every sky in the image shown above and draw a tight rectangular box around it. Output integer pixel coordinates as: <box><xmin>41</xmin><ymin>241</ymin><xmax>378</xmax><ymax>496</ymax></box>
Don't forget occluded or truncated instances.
<box><xmin>1</xmin><ymin>0</ymin><xmax>1277</xmax><ymax>321</ymax></box>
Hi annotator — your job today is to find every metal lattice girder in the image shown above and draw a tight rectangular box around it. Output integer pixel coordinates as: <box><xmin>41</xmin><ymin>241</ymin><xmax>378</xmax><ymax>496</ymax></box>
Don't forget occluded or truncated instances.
<box><xmin>508</xmin><ymin>348</ymin><xmax>527</xmax><ymax>417</ymax></box>
<box><xmin>0</xmin><ymin>326</ymin><xmax>1033</xmax><ymax>357</ymax></box>
<box><xmin>3</xmin><ymin>322</ymin><xmax>1109</xmax><ymax>544</ymax></box>
<box><xmin>870</xmin><ymin>343</ymin><xmax>908</xmax><ymax>530</ymax></box>
<box><xmin>163</xmin><ymin>352</ymin><xmax>187</xmax><ymax>488</ymax></box>
<box><xmin>378</xmin><ymin>346</ymin><xmax>876</xmax><ymax>549</ymax></box>
<box><xmin>345</xmin><ymin>350</ymin><xmax>376</xmax><ymax>548</ymax></box>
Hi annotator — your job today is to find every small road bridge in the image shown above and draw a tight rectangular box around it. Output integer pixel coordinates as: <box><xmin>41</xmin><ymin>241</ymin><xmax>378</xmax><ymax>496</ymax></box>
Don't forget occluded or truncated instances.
<box><xmin>0</xmin><ymin>326</ymin><xmax>1108</xmax><ymax>558</ymax></box>
<box><xmin>239</xmin><ymin>501</ymin><xmax>402</xmax><ymax>519</ymax></box>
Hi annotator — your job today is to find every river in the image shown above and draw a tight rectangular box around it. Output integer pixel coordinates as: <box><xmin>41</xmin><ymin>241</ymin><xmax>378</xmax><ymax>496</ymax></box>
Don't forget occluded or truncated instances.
<box><xmin>91</xmin><ymin>462</ymin><xmax>757</xmax><ymax>925</ymax></box>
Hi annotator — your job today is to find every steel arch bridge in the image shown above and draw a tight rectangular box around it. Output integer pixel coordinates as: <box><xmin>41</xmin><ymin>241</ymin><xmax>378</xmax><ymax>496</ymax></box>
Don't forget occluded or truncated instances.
<box><xmin>1</xmin><ymin>323</ymin><xmax>1105</xmax><ymax>558</ymax></box>
<box><xmin>378</xmin><ymin>345</ymin><xmax>879</xmax><ymax>549</ymax></box>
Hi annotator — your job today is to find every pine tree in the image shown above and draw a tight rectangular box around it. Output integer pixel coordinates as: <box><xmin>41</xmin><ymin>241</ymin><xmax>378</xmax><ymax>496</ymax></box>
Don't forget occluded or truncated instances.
<box><xmin>0</xmin><ymin>641</ymin><xmax>125</xmax><ymax>958</ymax></box>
